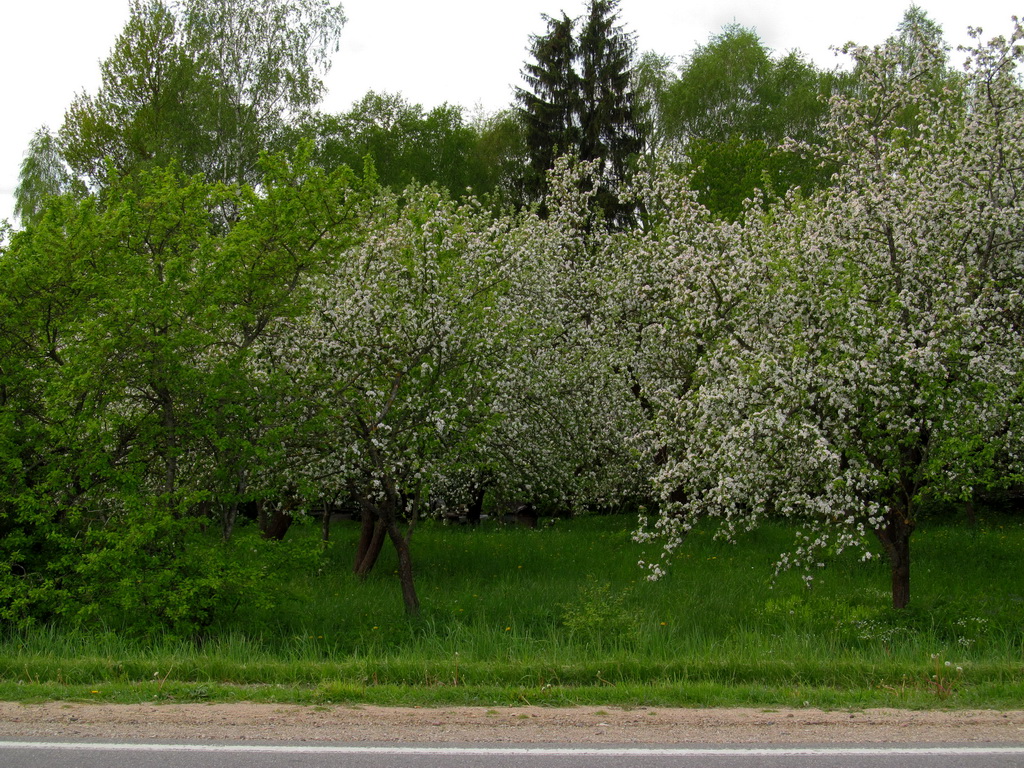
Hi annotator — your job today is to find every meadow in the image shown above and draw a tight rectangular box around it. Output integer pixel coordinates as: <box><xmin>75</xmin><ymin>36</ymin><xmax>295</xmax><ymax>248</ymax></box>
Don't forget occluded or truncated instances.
<box><xmin>1</xmin><ymin>511</ymin><xmax>1022</xmax><ymax>708</ymax></box>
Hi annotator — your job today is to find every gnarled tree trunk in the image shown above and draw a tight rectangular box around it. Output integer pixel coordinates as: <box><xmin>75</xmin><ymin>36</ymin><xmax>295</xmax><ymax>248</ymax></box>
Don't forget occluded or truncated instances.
<box><xmin>353</xmin><ymin>505</ymin><xmax>387</xmax><ymax>579</ymax></box>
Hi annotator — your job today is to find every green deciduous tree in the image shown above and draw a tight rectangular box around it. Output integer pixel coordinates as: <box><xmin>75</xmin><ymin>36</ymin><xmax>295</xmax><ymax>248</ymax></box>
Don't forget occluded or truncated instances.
<box><xmin>0</xmin><ymin>148</ymin><xmax>370</xmax><ymax>631</ymax></box>
<box><xmin>13</xmin><ymin>128</ymin><xmax>80</xmax><ymax>226</ymax></box>
<box><xmin>659</xmin><ymin>24</ymin><xmax>839</xmax><ymax>219</ymax></box>
<box><xmin>297</xmin><ymin>92</ymin><xmax>504</xmax><ymax>201</ymax></box>
<box><xmin>630</xmin><ymin>51</ymin><xmax>674</xmax><ymax>156</ymax></box>
<box><xmin>179</xmin><ymin>0</ymin><xmax>346</xmax><ymax>186</ymax></box>
<box><xmin>46</xmin><ymin>0</ymin><xmax>345</xmax><ymax>197</ymax></box>
<box><xmin>468</xmin><ymin>108</ymin><xmax>530</xmax><ymax>209</ymax></box>
<box><xmin>58</xmin><ymin>0</ymin><xmax>206</xmax><ymax>187</ymax></box>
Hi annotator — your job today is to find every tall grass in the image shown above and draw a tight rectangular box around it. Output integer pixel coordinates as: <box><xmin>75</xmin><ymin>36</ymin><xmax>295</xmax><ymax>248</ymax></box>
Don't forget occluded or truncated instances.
<box><xmin>2</xmin><ymin>512</ymin><xmax>1022</xmax><ymax>707</ymax></box>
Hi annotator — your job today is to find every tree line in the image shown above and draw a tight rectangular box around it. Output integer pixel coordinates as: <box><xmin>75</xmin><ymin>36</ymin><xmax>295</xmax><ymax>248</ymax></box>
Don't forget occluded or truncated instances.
<box><xmin>2</xmin><ymin>0</ymin><xmax>1023</xmax><ymax>631</ymax></box>
<box><xmin>14</xmin><ymin>0</ymin><xmax>859</xmax><ymax>224</ymax></box>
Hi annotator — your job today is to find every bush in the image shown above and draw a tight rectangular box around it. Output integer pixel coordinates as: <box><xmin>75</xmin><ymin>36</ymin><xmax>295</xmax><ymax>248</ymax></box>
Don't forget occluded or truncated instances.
<box><xmin>0</xmin><ymin>500</ymin><xmax>325</xmax><ymax>639</ymax></box>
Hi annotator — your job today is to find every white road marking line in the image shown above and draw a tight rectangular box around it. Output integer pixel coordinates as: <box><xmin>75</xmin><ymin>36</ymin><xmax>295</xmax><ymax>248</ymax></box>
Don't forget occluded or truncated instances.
<box><xmin>1</xmin><ymin>742</ymin><xmax>1023</xmax><ymax>757</ymax></box>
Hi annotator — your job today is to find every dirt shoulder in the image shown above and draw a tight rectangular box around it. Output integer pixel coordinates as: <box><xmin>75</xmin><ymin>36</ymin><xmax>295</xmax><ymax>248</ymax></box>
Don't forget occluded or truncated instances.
<box><xmin>1</xmin><ymin>703</ymin><xmax>1023</xmax><ymax>744</ymax></box>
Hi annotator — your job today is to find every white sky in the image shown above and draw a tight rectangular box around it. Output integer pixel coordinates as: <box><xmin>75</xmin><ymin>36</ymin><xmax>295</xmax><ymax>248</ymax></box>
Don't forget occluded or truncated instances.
<box><xmin>1</xmin><ymin>0</ymin><xmax>1021</xmax><ymax>224</ymax></box>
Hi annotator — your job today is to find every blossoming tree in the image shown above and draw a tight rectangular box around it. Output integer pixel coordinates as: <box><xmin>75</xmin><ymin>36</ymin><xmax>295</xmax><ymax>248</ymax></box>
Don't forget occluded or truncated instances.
<box><xmin>273</xmin><ymin>185</ymin><xmax>539</xmax><ymax>614</ymax></box>
<box><xmin>481</xmin><ymin>160</ymin><xmax>650</xmax><ymax>515</ymax></box>
<box><xmin>635</xmin><ymin>21</ymin><xmax>1024</xmax><ymax>608</ymax></box>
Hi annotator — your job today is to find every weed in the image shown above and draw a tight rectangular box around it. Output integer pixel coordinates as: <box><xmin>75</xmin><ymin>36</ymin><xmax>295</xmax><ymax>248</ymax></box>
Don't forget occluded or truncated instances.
<box><xmin>559</xmin><ymin>577</ymin><xmax>639</xmax><ymax>647</ymax></box>
<box><xmin>927</xmin><ymin>654</ymin><xmax>964</xmax><ymax>700</ymax></box>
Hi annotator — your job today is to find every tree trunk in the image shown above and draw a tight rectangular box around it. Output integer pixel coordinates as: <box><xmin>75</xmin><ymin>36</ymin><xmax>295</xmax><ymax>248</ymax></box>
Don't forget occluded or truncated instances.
<box><xmin>221</xmin><ymin>502</ymin><xmax>238</xmax><ymax>542</ymax></box>
<box><xmin>965</xmin><ymin>497</ymin><xmax>977</xmax><ymax>528</ymax></box>
<box><xmin>260</xmin><ymin>505</ymin><xmax>293</xmax><ymax>541</ymax></box>
<box><xmin>353</xmin><ymin>506</ymin><xmax>387</xmax><ymax>579</ymax></box>
<box><xmin>321</xmin><ymin>502</ymin><xmax>331</xmax><ymax>543</ymax></box>
<box><xmin>156</xmin><ymin>385</ymin><xmax>178</xmax><ymax>508</ymax></box>
<box><xmin>256</xmin><ymin>499</ymin><xmax>267</xmax><ymax>531</ymax></box>
<box><xmin>223</xmin><ymin>474</ymin><xmax>247</xmax><ymax>541</ymax></box>
<box><xmin>467</xmin><ymin>484</ymin><xmax>484</xmax><ymax>526</ymax></box>
<box><xmin>354</xmin><ymin>506</ymin><xmax>374</xmax><ymax>564</ymax></box>
<box><xmin>874</xmin><ymin>511</ymin><xmax>914</xmax><ymax>610</ymax></box>
<box><xmin>515</xmin><ymin>503</ymin><xmax>538</xmax><ymax>528</ymax></box>
<box><xmin>387</xmin><ymin>521</ymin><xmax>420</xmax><ymax>616</ymax></box>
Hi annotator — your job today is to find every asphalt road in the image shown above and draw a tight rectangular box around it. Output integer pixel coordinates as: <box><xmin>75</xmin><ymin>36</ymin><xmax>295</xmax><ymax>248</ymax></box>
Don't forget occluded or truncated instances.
<box><xmin>2</xmin><ymin>741</ymin><xmax>1024</xmax><ymax>768</ymax></box>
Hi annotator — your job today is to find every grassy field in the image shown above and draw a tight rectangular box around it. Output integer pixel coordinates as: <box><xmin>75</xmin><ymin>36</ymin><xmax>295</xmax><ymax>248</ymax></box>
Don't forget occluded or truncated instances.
<box><xmin>1</xmin><ymin>511</ymin><xmax>1022</xmax><ymax>708</ymax></box>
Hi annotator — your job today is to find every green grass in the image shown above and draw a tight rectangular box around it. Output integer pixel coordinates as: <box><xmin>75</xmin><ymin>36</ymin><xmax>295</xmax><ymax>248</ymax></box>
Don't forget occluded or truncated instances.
<box><xmin>2</xmin><ymin>512</ymin><xmax>1023</xmax><ymax>708</ymax></box>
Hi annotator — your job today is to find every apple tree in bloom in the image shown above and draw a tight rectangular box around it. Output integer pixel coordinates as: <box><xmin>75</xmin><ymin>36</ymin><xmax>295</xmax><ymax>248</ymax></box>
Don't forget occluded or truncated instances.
<box><xmin>479</xmin><ymin>159</ymin><xmax>650</xmax><ymax>516</ymax></box>
<box><xmin>271</xmin><ymin>185</ymin><xmax>537</xmax><ymax>615</ymax></box>
<box><xmin>634</xmin><ymin>21</ymin><xmax>1024</xmax><ymax>609</ymax></box>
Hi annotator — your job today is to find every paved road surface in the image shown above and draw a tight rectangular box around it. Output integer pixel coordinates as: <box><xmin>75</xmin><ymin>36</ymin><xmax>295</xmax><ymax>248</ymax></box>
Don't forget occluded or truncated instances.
<box><xmin>2</xmin><ymin>740</ymin><xmax>1024</xmax><ymax>768</ymax></box>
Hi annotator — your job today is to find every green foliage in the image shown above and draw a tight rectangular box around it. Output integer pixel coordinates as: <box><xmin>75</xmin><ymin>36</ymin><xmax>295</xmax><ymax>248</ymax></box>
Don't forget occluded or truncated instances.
<box><xmin>59</xmin><ymin>0</ymin><xmax>206</xmax><ymax>186</ymax></box>
<box><xmin>658</xmin><ymin>24</ymin><xmax>841</xmax><ymax>218</ymax></box>
<box><xmin>559</xmin><ymin>577</ymin><xmax>639</xmax><ymax>647</ymax></box>
<box><xmin>517</xmin><ymin>0</ymin><xmax>643</xmax><ymax>224</ymax></box>
<box><xmin>297</xmin><ymin>92</ymin><xmax>505</xmax><ymax>201</ymax></box>
<box><xmin>0</xmin><ymin>148</ymin><xmax>372</xmax><ymax>630</ymax></box>
<box><xmin>0</xmin><ymin>510</ymin><xmax>324</xmax><ymax>637</ymax></box>
<box><xmin>50</xmin><ymin>0</ymin><xmax>345</xmax><ymax>193</ymax></box>
<box><xmin>468</xmin><ymin>109</ymin><xmax>529</xmax><ymax>208</ymax></box>
<box><xmin>630</xmin><ymin>50</ymin><xmax>674</xmax><ymax>154</ymax></box>
<box><xmin>58</xmin><ymin>510</ymin><xmax>267</xmax><ymax>637</ymax></box>
<box><xmin>13</xmin><ymin>128</ymin><xmax>80</xmax><ymax>225</ymax></box>
<box><xmin>662</xmin><ymin>25</ymin><xmax>828</xmax><ymax>145</ymax></box>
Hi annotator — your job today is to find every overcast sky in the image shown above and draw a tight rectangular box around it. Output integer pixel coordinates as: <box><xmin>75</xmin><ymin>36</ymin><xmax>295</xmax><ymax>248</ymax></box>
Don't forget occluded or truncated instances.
<box><xmin>2</xmin><ymin>0</ymin><xmax>1021</xmax><ymax>224</ymax></box>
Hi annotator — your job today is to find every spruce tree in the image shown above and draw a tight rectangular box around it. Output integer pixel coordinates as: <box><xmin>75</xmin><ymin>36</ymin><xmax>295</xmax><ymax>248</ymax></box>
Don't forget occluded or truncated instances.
<box><xmin>577</xmin><ymin>0</ymin><xmax>641</xmax><ymax>226</ymax></box>
<box><xmin>516</xmin><ymin>1</ymin><xmax>642</xmax><ymax>225</ymax></box>
<box><xmin>516</xmin><ymin>12</ymin><xmax>579</xmax><ymax>213</ymax></box>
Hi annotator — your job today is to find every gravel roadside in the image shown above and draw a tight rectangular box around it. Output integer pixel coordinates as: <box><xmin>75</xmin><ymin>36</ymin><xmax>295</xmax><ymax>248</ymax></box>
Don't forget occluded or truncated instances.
<box><xmin>1</xmin><ymin>703</ymin><xmax>1023</xmax><ymax>744</ymax></box>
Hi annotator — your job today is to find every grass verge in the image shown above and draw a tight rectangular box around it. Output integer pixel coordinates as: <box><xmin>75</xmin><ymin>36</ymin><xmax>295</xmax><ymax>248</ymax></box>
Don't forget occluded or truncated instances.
<box><xmin>1</xmin><ymin>512</ymin><xmax>1022</xmax><ymax>709</ymax></box>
